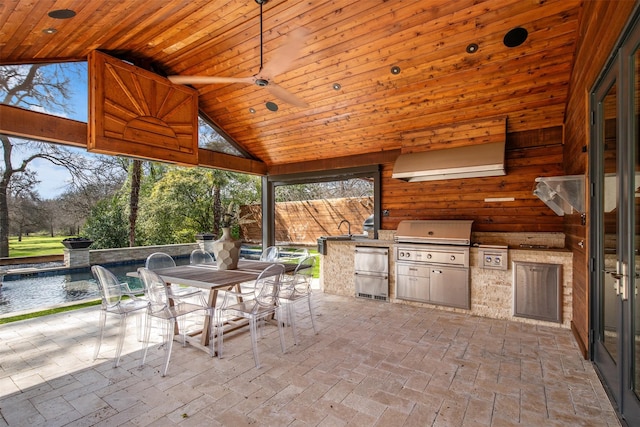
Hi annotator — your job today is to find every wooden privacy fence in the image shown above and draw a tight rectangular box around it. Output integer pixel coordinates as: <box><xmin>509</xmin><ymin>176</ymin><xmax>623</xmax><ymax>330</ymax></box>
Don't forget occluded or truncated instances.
<box><xmin>240</xmin><ymin>197</ymin><xmax>373</xmax><ymax>245</ymax></box>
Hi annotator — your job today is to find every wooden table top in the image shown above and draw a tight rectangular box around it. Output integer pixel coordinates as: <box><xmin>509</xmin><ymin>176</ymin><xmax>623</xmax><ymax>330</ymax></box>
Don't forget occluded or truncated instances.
<box><xmin>128</xmin><ymin>260</ymin><xmax>298</xmax><ymax>290</ymax></box>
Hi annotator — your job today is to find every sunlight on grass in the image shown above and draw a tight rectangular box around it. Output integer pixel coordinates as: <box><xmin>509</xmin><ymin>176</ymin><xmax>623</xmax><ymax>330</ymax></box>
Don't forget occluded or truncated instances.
<box><xmin>0</xmin><ymin>300</ymin><xmax>102</xmax><ymax>324</ymax></box>
<box><xmin>8</xmin><ymin>235</ymin><xmax>74</xmax><ymax>257</ymax></box>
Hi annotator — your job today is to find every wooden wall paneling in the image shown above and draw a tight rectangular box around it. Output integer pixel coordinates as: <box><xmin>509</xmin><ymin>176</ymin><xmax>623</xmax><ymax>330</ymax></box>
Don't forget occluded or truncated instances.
<box><xmin>400</xmin><ymin>117</ymin><xmax>507</xmax><ymax>153</ymax></box>
<box><xmin>380</xmin><ymin>126</ymin><xmax>564</xmax><ymax>233</ymax></box>
<box><xmin>88</xmin><ymin>51</ymin><xmax>199</xmax><ymax>165</ymax></box>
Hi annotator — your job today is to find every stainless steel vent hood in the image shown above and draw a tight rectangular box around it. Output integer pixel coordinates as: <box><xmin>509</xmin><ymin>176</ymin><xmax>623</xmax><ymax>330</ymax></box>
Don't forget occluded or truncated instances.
<box><xmin>392</xmin><ymin>141</ymin><xmax>506</xmax><ymax>182</ymax></box>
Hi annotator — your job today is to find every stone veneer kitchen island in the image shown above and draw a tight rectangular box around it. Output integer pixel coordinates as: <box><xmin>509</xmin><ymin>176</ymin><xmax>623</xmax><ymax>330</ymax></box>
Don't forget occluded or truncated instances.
<box><xmin>319</xmin><ymin>230</ymin><xmax>572</xmax><ymax>328</ymax></box>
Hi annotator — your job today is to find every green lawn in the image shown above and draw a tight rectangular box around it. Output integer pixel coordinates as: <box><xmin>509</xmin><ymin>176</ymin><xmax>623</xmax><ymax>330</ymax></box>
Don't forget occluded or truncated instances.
<box><xmin>9</xmin><ymin>235</ymin><xmax>74</xmax><ymax>257</ymax></box>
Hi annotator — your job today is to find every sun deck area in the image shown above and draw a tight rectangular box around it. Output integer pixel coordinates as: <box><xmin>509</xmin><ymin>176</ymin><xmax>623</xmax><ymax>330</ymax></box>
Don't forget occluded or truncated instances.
<box><xmin>0</xmin><ymin>292</ymin><xmax>620</xmax><ymax>426</ymax></box>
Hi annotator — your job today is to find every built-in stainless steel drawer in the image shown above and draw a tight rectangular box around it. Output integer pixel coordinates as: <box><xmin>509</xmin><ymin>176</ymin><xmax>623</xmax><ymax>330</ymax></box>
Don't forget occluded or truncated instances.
<box><xmin>396</xmin><ymin>264</ymin><xmax>430</xmax><ymax>302</ymax></box>
<box><xmin>354</xmin><ymin>246</ymin><xmax>389</xmax><ymax>274</ymax></box>
<box><xmin>355</xmin><ymin>272</ymin><xmax>389</xmax><ymax>301</ymax></box>
<box><xmin>396</xmin><ymin>263</ymin><xmax>430</xmax><ymax>277</ymax></box>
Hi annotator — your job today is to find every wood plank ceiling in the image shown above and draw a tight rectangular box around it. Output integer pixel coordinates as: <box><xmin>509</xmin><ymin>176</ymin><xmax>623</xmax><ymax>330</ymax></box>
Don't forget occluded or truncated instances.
<box><xmin>0</xmin><ymin>0</ymin><xmax>582</xmax><ymax>170</ymax></box>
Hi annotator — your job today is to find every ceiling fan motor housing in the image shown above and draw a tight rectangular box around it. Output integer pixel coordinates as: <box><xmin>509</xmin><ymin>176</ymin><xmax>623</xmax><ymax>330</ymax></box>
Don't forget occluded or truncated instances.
<box><xmin>255</xmin><ymin>78</ymin><xmax>269</xmax><ymax>87</ymax></box>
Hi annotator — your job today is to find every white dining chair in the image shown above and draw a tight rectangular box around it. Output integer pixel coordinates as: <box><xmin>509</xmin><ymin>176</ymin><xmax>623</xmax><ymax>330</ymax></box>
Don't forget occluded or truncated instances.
<box><xmin>216</xmin><ymin>263</ymin><xmax>286</xmax><ymax>368</ymax></box>
<box><xmin>145</xmin><ymin>252</ymin><xmax>204</xmax><ymax>301</ymax></box>
<box><xmin>138</xmin><ymin>267</ymin><xmax>213</xmax><ymax>376</ymax></box>
<box><xmin>91</xmin><ymin>265</ymin><xmax>148</xmax><ymax>368</ymax></box>
<box><xmin>278</xmin><ymin>255</ymin><xmax>318</xmax><ymax>345</ymax></box>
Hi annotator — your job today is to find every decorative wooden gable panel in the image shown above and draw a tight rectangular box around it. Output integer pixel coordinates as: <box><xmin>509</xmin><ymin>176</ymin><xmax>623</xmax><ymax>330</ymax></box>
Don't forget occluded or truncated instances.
<box><xmin>88</xmin><ymin>51</ymin><xmax>198</xmax><ymax>164</ymax></box>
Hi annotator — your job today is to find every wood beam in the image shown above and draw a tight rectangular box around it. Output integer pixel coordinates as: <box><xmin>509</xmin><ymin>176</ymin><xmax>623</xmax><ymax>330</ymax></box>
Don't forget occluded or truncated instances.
<box><xmin>0</xmin><ymin>104</ymin><xmax>267</xmax><ymax>175</ymax></box>
<box><xmin>268</xmin><ymin>150</ymin><xmax>401</xmax><ymax>176</ymax></box>
<box><xmin>197</xmin><ymin>148</ymin><xmax>266</xmax><ymax>175</ymax></box>
<box><xmin>0</xmin><ymin>104</ymin><xmax>86</xmax><ymax>147</ymax></box>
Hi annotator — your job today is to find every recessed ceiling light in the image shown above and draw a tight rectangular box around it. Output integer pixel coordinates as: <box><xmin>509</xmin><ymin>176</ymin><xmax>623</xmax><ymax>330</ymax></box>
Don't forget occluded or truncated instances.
<box><xmin>503</xmin><ymin>27</ymin><xmax>528</xmax><ymax>48</ymax></box>
<box><xmin>48</xmin><ymin>9</ymin><xmax>76</xmax><ymax>19</ymax></box>
<box><xmin>249</xmin><ymin>108</ymin><xmax>256</xmax><ymax>114</ymax></box>
<box><xmin>332</xmin><ymin>83</ymin><xmax>341</xmax><ymax>90</ymax></box>
<box><xmin>466</xmin><ymin>43</ymin><xmax>478</xmax><ymax>54</ymax></box>
<box><xmin>42</xmin><ymin>28</ymin><xmax>57</xmax><ymax>34</ymax></box>
<box><xmin>390</xmin><ymin>65</ymin><xmax>401</xmax><ymax>75</ymax></box>
<box><xmin>266</xmin><ymin>101</ymin><xmax>278</xmax><ymax>112</ymax></box>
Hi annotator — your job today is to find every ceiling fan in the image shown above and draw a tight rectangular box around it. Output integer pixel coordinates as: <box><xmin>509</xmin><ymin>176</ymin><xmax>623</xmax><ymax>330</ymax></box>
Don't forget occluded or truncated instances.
<box><xmin>168</xmin><ymin>0</ymin><xmax>309</xmax><ymax>108</ymax></box>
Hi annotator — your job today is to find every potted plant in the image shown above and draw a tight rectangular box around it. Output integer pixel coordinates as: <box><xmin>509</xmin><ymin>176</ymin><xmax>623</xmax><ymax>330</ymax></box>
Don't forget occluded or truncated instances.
<box><xmin>62</xmin><ymin>236</ymin><xmax>94</xmax><ymax>249</ymax></box>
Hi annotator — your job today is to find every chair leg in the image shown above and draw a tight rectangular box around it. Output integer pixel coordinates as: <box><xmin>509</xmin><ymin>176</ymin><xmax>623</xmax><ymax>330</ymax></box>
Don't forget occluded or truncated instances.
<box><xmin>135</xmin><ymin>312</ymin><xmax>144</xmax><ymax>342</ymax></box>
<box><xmin>249</xmin><ymin>317</ymin><xmax>260</xmax><ymax>368</ymax></box>
<box><xmin>277</xmin><ymin>311</ymin><xmax>287</xmax><ymax>354</ymax></box>
<box><xmin>308</xmin><ymin>297</ymin><xmax>318</xmax><ymax>334</ymax></box>
<box><xmin>114</xmin><ymin>314</ymin><xmax>128</xmax><ymax>368</ymax></box>
<box><xmin>140</xmin><ymin>310</ymin><xmax>152</xmax><ymax>368</ymax></box>
<box><xmin>208</xmin><ymin>308</ymin><xmax>216</xmax><ymax>357</ymax></box>
<box><xmin>288</xmin><ymin>303</ymin><xmax>299</xmax><ymax>345</ymax></box>
<box><xmin>94</xmin><ymin>309</ymin><xmax>107</xmax><ymax>361</ymax></box>
<box><xmin>161</xmin><ymin>319</ymin><xmax>175</xmax><ymax>377</ymax></box>
<box><xmin>216</xmin><ymin>312</ymin><xmax>224</xmax><ymax>359</ymax></box>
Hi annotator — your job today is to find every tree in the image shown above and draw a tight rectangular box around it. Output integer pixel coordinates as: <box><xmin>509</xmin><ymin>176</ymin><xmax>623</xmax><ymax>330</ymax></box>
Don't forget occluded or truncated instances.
<box><xmin>134</xmin><ymin>166</ymin><xmax>260</xmax><ymax>245</ymax></box>
<box><xmin>83</xmin><ymin>196</ymin><xmax>129</xmax><ymax>248</ymax></box>
<box><xmin>0</xmin><ymin>63</ymin><xmax>88</xmax><ymax>256</ymax></box>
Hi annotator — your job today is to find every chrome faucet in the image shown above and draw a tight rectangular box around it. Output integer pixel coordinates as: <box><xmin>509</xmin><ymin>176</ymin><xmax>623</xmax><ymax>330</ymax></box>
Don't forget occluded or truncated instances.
<box><xmin>338</xmin><ymin>219</ymin><xmax>351</xmax><ymax>235</ymax></box>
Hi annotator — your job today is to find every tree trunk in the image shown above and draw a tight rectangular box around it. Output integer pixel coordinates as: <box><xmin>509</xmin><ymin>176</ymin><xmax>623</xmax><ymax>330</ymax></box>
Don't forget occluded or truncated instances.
<box><xmin>0</xmin><ymin>170</ymin><xmax>10</xmax><ymax>258</ymax></box>
<box><xmin>128</xmin><ymin>159</ymin><xmax>141</xmax><ymax>247</ymax></box>
<box><xmin>212</xmin><ymin>185</ymin><xmax>221</xmax><ymax>237</ymax></box>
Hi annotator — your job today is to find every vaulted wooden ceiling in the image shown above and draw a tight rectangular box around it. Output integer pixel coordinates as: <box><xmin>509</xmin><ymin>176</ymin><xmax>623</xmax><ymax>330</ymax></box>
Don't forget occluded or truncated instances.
<box><xmin>0</xmin><ymin>0</ymin><xmax>582</xmax><ymax>172</ymax></box>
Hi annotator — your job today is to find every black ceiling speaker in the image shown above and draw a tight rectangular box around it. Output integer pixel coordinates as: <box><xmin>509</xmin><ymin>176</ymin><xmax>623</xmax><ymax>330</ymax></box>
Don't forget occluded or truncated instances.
<box><xmin>503</xmin><ymin>27</ymin><xmax>528</xmax><ymax>48</ymax></box>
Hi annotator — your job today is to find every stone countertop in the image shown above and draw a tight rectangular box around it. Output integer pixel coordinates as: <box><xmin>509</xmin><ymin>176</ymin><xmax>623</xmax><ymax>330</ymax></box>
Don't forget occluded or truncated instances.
<box><xmin>324</xmin><ymin>238</ymin><xmax>570</xmax><ymax>253</ymax></box>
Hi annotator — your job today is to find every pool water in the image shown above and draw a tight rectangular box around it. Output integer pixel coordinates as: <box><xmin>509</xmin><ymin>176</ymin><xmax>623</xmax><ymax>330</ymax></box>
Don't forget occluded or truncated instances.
<box><xmin>0</xmin><ymin>260</ymin><xmax>183</xmax><ymax>316</ymax></box>
<box><xmin>0</xmin><ymin>247</ymin><xmax>268</xmax><ymax>316</ymax></box>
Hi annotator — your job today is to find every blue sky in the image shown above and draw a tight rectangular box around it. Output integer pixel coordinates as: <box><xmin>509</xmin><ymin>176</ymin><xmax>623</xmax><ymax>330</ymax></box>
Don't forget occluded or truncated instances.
<box><xmin>15</xmin><ymin>62</ymin><xmax>89</xmax><ymax>199</ymax></box>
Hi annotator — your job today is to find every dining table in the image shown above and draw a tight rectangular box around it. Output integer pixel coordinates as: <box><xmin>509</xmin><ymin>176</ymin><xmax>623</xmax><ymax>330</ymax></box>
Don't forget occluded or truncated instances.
<box><xmin>128</xmin><ymin>259</ymin><xmax>298</xmax><ymax>353</ymax></box>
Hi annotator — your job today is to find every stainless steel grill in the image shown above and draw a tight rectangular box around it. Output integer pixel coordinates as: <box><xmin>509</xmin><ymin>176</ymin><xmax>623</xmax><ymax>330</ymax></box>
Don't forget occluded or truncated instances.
<box><xmin>394</xmin><ymin>220</ymin><xmax>473</xmax><ymax>308</ymax></box>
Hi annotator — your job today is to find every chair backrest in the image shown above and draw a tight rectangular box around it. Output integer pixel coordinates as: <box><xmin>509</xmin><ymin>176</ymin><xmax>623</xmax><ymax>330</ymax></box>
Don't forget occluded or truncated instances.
<box><xmin>295</xmin><ymin>248</ymin><xmax>310</xmax><ymax>263</ymax></box>
<box><xmin>145</xmin><ymin>252</ymin><xmax>176</xmax><ymax>270</ymax></box>
<box><xmin>91</xmin><ymin>265</ymin><xmax>125</xmax><ymax>309</ymax></box>
<box><xmin>252</xmin><ymin>263</ymin><xmax>285</xmax><ymax>309</ymax></box>
<box><xmin>259</xmin><ymin>246</ymin><xmax>279</xmax><ymax>262</ymax></box>
<box><xmin>190</xmin><ymin>249</ymin><xmax>215</xmax><ymax>265</ymax></box>
<box><xmin>294</xmin><ymin>255</ymin><xmax>316</xmax><ymax>281</ymax></box>
<box><xmin>137</xmin><ymin>268</ymin><xmax>171</xmax><ymax>311</ymax></box>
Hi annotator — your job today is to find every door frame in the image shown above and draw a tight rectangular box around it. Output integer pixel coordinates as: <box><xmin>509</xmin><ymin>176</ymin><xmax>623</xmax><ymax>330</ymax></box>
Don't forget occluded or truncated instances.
<box><xmin>589</xmin><ymin>6</ymin><xmax>640</xmax><ymax>424</ymax></box>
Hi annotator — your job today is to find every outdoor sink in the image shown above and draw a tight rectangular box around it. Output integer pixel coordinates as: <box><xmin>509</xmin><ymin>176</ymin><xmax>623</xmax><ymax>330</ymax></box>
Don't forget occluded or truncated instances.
<box><xmin>322</xmin><ymin>235</ymin><xmax>353</xmax><ymax>241</ymax></box>
<box><xmin>322</xmin><ymin>234</ymin><xmax>370</xmax><ymax>241</ymax></box>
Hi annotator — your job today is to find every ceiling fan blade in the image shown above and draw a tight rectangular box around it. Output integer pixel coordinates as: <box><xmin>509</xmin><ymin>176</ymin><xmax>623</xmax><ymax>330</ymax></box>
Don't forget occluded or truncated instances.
<box><xmin>168</xmin><ymin>75</ymin><xmax>254</xmax><ymax>85</ymax></box>
<box><xmin>267</xmin><ymin>83</ymin><xmax>308</xmax><ymax>108</ymax></box>
<box><xmin>259</xmin><ymin>27</ymin><xmax>310</xmax><ymax>79</ymax></box>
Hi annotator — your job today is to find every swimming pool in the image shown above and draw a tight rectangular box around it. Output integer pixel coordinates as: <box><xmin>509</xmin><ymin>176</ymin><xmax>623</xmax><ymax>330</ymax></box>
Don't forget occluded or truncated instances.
<box><xmin>0</xmin><ymin>247</ymin><xmax>276</xmax><ymax>316</ymax></box>
<box><xmin>0</xmin><ymin>260</ymin><xmax>174</xmax><ymax>316</ymax></box>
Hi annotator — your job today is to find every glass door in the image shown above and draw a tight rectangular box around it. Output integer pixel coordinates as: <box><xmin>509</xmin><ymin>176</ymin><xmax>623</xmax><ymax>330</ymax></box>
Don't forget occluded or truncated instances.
<box><xmin>592</xmin><ymin>54</ymin><xmax>620</xmax><ymax>400</ymax></box>
<box><xmin>591</xmin><ymin>14</ymin><xmax>640</xmax><ymax>424</ymax></box>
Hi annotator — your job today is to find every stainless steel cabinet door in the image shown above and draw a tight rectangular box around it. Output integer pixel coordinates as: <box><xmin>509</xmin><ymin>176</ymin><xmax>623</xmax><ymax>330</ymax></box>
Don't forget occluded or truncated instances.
<box><xmin>429</xmin><ymin>267</ymin><xmax>470</xmax><ymax>309</ymax></box>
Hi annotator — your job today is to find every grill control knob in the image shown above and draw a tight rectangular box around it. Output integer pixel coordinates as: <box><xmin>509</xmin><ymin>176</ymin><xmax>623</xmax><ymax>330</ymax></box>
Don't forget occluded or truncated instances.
<box><xmin>450</xmin><ymin>255</ymin><xmax>456</xmax><ymax>261</ymax></box>
<box><xmin>426</xmin><ymin>254</ymin><xmax>432</xmax><ymax>259</ymax></box>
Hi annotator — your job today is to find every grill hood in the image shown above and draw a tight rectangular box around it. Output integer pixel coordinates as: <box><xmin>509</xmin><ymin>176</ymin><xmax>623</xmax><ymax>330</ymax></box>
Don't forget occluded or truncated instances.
<box><xmin>392</xmin><ymin>141</ymin><xmax>506</xmax><ymax>182</ymax></box>
<box><xmin>395</xmin><ymin>220</ymin><xmax>474</xmax><ymax>245</ymax></box>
